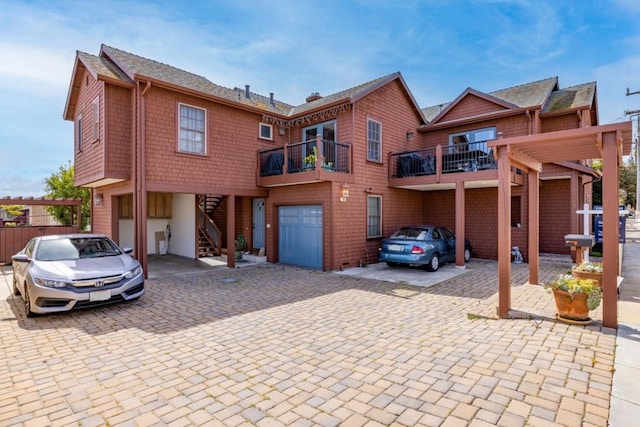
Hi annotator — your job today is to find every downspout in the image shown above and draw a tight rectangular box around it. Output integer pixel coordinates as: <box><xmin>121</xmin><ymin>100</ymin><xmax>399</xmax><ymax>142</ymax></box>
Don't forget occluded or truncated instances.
<box><xmin>526</xmin><ymin>109</ymin><xmax>532</xmax><ymax>135</ymax></box>
<box><xmin>136</xmin><ymin>81</ymin><xmax>151</xmax><ymax>277</ymax></box>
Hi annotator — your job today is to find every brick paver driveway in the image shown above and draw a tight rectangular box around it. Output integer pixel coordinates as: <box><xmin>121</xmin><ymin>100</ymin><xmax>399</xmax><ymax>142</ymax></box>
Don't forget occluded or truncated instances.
<box><xmin>0</xmin><ymin>259</ymin><xmax>615</xmax><ymax>426</ymax></box>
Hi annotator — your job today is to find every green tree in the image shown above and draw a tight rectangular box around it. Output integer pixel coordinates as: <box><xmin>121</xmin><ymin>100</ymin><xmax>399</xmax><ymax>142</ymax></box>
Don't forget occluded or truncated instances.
<box><xmin>44</xmin><ymin>162</ymin><xmax>90</xmax><ymax>230</ymax></box>
<box><xmin>2</xmin><ymin>205</ymin><xmax>25</xmax><ymax>217</ymax></box>
<box><xmin>590</xmin><ymin>158</ymin><xmax>636</xmax><ymax>209</ymax></box>
<box><xmin>619</xmin><ymin>158</ymin><xmax>637</xmax><ymax>209</ymax></box>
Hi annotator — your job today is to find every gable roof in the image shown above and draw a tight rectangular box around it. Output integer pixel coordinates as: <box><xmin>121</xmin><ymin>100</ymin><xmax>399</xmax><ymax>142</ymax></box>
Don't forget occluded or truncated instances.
<box><xmin>542</xmin><ymin>82</ymin><xmax>596</xmax><ymax>113</ymax></box>
<box><xmin>100</xmin><ymin>45</ymin><xmax>294</xmax><ymax>115</ymax></box>
<box><xmin>422</xmin><ymin>77</ymin><xmax>561</xmax><ymax>125</ymax></box>
<box><xmin>65</xmin><ymin>45</ymin><xmax>427</xmax><ymax>125</ymax></box>
<box><xmin>286</xmin><ymin>72</ymin><xmax>427</xmax><ymax>124</ymax></box>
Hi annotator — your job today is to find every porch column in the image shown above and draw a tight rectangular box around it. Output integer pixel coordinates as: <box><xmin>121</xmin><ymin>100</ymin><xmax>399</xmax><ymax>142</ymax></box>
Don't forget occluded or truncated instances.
<box><xmin>227</xmin><ymin>194</ymin><xmax>236</xmax><ymax>268</ymax></box>
<box><xmin>602</xmin><ymin>131</ymin><xmax>619</xmax><ymax>328</ymax></box>
<box><xmin>455</xmin><ymin>181</ymin><xmax>466</xmax><ymax>267</ymax></box>
<box><xmin>528</xmin><ymin>169</ymin><xmax>539</xmax><ymax>285</ymax></box>
<box><xmin>497</xmin><ymin>145</ymin><xmax>511</xmax><ymax>318</ymax></box>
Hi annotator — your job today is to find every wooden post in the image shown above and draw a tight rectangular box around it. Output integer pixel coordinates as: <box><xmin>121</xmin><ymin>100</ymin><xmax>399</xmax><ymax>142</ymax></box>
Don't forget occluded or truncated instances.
<box><xmin>602</xmin><ymin>131</ymin><xmax>619</xmax><ymax>328</ymax></box>
<box><xmin>497</xmin><ymin>145</ymin><xmax>511</xmax><ymax>318</ymax></box>
<box><xmin>227</xmin><ymin>195</ymin><xmax>236</xmax><ymax>269</ymax></box>
<box><xmin>455</xmin><ymin>181</ymin><xmax>465</xmax><ymax>267</ymax></box>
<box><xmin>528</xmin><ymin>169</ymin><xmax>539</xmax><ymax>285</ymax></box>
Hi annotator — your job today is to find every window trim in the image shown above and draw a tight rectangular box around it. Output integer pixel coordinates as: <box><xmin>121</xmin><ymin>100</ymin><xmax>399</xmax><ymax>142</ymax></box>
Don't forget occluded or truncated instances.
<box><xmin>259</xmin><ymin>123</ymin><xmax>273</xmax><ymax>141</ymax></box>
<box><xmin>91</xmin><ymin>96</ymin><xmax>99</xmax><ymax>142</ymax></box>
<box><xmin>178</xmin><ymin>102</ymin><xmax>207</xmax><ymax>155</ymax></box>
<box><xmin>367</xmin><ymin>118</ymin><xmax>382</xmax><ymax>162</ymax></box>
<box><xmin>76</xmin><ymin>114</ymin><xmax>83</xmax><ymax>153</ymax></box>
<box><xmin>367</xmin><ymin>195</ymin><xmax>382</xmax><ymax>238</ymax></box>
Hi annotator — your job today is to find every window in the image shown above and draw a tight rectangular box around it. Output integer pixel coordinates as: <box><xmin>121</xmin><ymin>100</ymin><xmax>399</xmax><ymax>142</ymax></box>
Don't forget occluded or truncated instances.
<box><xmin>448</xmin><ymin>127</ymin><xmax>496</xmax><ymax>154</ymax></box>
<box><xmin>367</xmin><ymin>119</ymin><xmax>381</xmax><ymax>162</ymax></box>
<box><xmin>511</xmin><ymin>196</ymin><xmax>522</xmax><ymax>227</ymax></box>
<box><xmin>76</xmin><ymin>114</ymin><xmax>83</xmax><ymax>152</ymax></box>
<box><xmin>259</xmin><ymin>123</ymin><xmax>273</xmax><ymax>140</ymax></box>
<box><xmin>92</xmin><ymin>97</ymin><xmax>99</xmax><ymax>141</ymax></box>
<box><xmin>179</xmin><ymin>103</ymin><xmax>206</xmax><ymax>154</ymax></box>
<box><xmin>367</xmin><ymin>196</ymin><xmax>382</xmax><ymax>238</ymax></box>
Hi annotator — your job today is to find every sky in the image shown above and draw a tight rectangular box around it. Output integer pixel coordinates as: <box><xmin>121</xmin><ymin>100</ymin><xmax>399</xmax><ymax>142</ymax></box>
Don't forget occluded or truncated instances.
<box><xmin>1</xmin><ymin>0</ymin><xmax>640</xmax><ymax>198</ymax></box>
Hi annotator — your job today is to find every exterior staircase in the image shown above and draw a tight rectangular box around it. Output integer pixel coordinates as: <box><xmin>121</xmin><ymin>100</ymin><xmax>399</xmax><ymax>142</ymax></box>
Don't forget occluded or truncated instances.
<box><xmin>197</xmin><ymin>194</ymin><xmax>223</xmax><ymax>257</ymax></box>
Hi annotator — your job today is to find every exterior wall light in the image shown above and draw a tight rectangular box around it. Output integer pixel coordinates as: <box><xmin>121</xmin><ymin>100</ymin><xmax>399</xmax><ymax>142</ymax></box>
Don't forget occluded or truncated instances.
<box><xmin>339</xmin><ymin>183</ymin><xmax>349</xmax><ymax>202</ymax></box>
<box><xmin>406</xmin><ymin>131</ymin><xmax>415</xmax><ymax>141</ymax></box>
<box><xmin>94</xmin><ymin>192</ymin><xmax>103</xmax><ymax>206</ymax></box>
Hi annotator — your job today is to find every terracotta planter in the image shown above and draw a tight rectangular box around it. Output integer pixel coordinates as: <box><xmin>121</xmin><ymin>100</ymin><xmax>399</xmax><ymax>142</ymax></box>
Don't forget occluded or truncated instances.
<box><xmin>552</xmin><ymin>289</ymin><xmax>590</xmax><ymax>321</ymax></box>
<box><xmin>572</xmin><ymin>270</ymin><xmax>603</xmax><ymax>288</ymax></box>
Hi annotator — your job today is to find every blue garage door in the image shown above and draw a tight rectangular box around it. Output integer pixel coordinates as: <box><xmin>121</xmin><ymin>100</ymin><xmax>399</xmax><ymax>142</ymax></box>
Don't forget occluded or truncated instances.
<box><xmin>279</xmin><ymin>205</ymin><xmax>323</xmax><ymax>269</ymax></box>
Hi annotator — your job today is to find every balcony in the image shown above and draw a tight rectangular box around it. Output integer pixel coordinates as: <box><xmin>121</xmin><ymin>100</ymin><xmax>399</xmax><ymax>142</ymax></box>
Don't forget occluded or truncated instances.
<box><xmin>257</xmin><ymin>136</ymin><xmax>353</xmax><ymax>187</ymax></box>
<box><xmin>389</xmin><ymin>142</ymin><xmax>523</xmax><ymax>190</ymax></box>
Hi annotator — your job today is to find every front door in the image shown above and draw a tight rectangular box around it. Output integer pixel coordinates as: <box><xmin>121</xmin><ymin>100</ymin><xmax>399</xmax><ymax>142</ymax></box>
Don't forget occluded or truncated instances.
<box><xmin>253</xmin><ymin>198</ymin><xmax>265</xmax><ymax>250</ymax></box>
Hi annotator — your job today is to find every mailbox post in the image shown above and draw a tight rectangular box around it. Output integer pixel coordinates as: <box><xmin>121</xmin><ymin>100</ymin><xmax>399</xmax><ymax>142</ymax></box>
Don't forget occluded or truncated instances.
<box><xmin>564</xmin><ymin>234</ymin><xmax>595</xmax><ymax>264</ymax></box>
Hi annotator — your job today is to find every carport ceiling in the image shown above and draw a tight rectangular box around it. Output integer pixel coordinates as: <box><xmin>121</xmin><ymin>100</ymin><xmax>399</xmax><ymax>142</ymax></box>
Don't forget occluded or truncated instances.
<box><xmin>490</xmin><ymin>122</ymin><xmax>633</xmax><ymax>164</ymax></box>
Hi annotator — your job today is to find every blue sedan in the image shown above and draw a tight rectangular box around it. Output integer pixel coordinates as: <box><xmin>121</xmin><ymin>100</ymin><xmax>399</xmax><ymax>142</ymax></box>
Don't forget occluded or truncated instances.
<box><xmin>378</xmin><ymin>225</ymin><xmax>471</xmax><ymax>272</ymax></box>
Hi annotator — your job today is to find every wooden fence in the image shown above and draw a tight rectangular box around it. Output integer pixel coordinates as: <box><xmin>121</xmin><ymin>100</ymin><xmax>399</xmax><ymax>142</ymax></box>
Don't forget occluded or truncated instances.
<box><xmin>0</xmin><ymin>226</ymin><xmax>81</xmax><ymax>264</ymax></box>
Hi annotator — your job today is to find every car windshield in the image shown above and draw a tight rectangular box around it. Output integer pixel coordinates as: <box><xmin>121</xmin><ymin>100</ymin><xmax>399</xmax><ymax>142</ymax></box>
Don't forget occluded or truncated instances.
<box><xmin>36</xmin><ymin>237</ymin><xmax>122</xmax><ymax>261</ymax></box>
<box><xmin>390</xmin><ymin>228</ymin><xmax>428</xmax><ymax>240</ymax></box>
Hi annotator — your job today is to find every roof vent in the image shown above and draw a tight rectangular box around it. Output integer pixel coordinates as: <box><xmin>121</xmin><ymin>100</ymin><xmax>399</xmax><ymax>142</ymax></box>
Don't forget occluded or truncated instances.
<box><xmin>245</xmin><ymin>85</ymin><xmax>250</xmax><ymax>99</ymax></box>
<box><xmin>269</xmin><ymin>92</ymin><xmax>275</xmax><ymax>106</ymax></box>
<box><xmin>306</xmin><ymin>92</ymin><xmax>322</xmax><ymax>103</ymax></box>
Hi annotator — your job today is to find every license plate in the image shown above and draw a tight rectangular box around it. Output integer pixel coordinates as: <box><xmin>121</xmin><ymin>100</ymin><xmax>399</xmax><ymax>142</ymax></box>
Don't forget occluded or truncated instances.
<box><xmin>90</xmin><ymin>290</ymin><xmax>111</xmax><ymax>302</ymax></box>
<box><xmin>388</xmin><ymin>244</ymin><xmax>403</xmax><ymax>252</ymax></box>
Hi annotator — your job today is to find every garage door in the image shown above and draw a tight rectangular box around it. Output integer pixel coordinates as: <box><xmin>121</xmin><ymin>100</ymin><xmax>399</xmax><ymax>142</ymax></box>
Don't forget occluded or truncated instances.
<box><xmin>279</xmin><ymin>205</ymin><xmax>323</xmax><ymax>269</ymax></box>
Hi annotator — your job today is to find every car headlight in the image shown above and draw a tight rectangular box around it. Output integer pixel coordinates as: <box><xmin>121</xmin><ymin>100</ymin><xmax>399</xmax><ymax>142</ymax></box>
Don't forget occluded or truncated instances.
<box><xmin>33</xmin><ymin>276</ymin><xmax>70</xmax><ymax>288</ymax></box>
<box><xmin>124</xmin><ymin>265</ymin><xmax>142</xmax><ymax>279</ymax></box>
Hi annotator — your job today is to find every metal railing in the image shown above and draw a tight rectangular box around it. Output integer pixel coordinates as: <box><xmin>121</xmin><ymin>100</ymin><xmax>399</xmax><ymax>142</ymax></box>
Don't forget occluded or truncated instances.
<box><xmin>259</xmin><ymin>138</ymin><xmax>350</xmax><ymax>177</ymax></box>
<box><xmin>391</xmin><ymin>141</ymin><xmax>497</xmax><ymax>178</ymax></box>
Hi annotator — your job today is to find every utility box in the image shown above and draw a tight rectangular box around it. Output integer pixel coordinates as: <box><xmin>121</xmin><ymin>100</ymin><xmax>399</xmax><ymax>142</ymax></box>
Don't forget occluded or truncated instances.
<box><xmin>564</xmin><ymin>234</ymin><xmax>595</xmax><ymax>248</ymax></box>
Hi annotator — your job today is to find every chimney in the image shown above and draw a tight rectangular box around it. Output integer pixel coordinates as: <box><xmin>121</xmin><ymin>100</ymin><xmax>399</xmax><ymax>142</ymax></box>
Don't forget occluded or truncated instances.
<box><xmin>245</xmin><ymin>85</ymin><xmax>250</xmax><ymax>99</ymax></box>
<box><xmin>306</xmin><ymin>92</ymin><xmax>322</xmax><ymax>103</ymax></box>
<box><xmin>269</xmin><ymin>92</ymin><xmax>275</xmax><ymax>106</ymax></box>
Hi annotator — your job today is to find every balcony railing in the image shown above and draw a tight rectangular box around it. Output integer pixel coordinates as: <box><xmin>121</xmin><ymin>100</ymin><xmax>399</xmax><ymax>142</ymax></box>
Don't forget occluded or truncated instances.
<box><xmin>258</xmin><ymin>136</ymin><xmax>352</xmax><ymax>186</ymax></box>
<box><xmin>391</xmin><ymin>141</ymin><xmax>497</xmax><ymax>178</ymax></box>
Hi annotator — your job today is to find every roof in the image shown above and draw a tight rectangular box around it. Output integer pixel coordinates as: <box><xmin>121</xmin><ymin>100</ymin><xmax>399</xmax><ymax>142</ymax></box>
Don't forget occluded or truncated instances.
<box><xmin>66</xmin><ymin>45</ymin><xmax>427</xmax><ymax>124</ymax></box>
<box><xmin>421</xmin><ymin>77</ymin><xmax>596</xmax><ymax>125</ymax></box>
<box><xmin>289</xmin><ymin>73</ymin><xmax>398</xmax><ymax>115</ymax></box>
<box><xmin>542</xmin><ymin>82</ymin><xmax>596</xmax><ymax>113</ymax></box>
<box><xmin>488</xmin><ymin>77</ymin><xmax>558</xmax><ymax>108</ymax></box>
<box><xmin>77</xmin><ymin>51</ymin><xmax>133</xmax><ymax>84</ymax></box>
<box><xmin>100</xmin><ymin>45</ymin><xmax>293</xmax><ymax>115</ymax></box>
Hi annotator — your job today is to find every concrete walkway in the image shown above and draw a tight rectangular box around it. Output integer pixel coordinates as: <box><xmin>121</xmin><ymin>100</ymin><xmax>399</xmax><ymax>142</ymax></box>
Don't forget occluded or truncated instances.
<box><xmin>609</xmin><ymin>217</ymin><xmax>640</xmax><ymax>426</ymax></box>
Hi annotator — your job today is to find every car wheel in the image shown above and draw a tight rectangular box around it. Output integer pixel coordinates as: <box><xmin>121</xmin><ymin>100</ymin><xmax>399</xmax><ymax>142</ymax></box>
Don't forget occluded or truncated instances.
<box><xmin>464</xmin><ymin>248</ymin><xmax>471</xmax><ymax>263</ymax></box>
<box><xmin>426</xmin><ymin>254</ymin><xmax>439</xmax><ymax>272</ymax></box>
<box><xmin>23</xmin><ymin>284</ymin><xmax>35</xmax><ymax>318</ymax></box>
<box><xmin>386</xmin><ymin>262</ymin><xmax>400</xmax><ymax>268</ymax></box>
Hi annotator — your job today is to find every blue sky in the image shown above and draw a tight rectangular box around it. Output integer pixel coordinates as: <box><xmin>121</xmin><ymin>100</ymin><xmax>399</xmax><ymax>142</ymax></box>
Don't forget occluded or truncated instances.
<box><xmin>1</xmin><ymin>0</ymin><xmax>639</xmax><ymax>197</ymax></box>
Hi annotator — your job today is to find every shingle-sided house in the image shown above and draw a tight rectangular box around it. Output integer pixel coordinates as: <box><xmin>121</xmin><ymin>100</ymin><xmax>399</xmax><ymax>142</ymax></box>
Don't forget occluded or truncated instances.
<box><xmin>63</xmin><ymin>44</ymin><xmax>606</xmax><ymax>275</ymax></box>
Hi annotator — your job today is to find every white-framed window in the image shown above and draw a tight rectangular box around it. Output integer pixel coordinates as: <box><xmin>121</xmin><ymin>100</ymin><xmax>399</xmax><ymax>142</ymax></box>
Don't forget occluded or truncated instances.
<box><xmin>367</xmin><ymin>195</ymin><xmax>382</xmax><ymax>238</ymax></box>
<box><xmin>178</xmin><ymin>103</ymin><xmax>206</xmax><ymax>154</ymax></box>
<box><xmin>259</xmin><ymin>123</ymin><xmax>273</xmax><ymax>141</ymax></box>
<box><xmin>448</xmin><ymin>126</ymin><xmax>496</xmax><ymax>154</ymax></box>
<box><xmin>367</xmin><ymin>119</ymin><xmax>381</xmax><ymax>162</ymax></box>
<box><xmin>92</xmin><ymin>97</ymin><xmax>99</xmax><ymax>141</ymax></box>
<box><xmin>76</xmin><ymin>114</ymin><xmax>83</xmax><ymax>152</ymax></box>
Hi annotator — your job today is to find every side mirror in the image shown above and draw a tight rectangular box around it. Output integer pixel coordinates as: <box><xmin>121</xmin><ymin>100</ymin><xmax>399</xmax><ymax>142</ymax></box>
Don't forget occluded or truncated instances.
<box><xmin>11</xmin><ymin>253</ymin><xmax>30</xmax><ymax>263</ymax></box>
<box><xmin>122</xmin><ymin>247</ymin><xmax>134</xmax><ymax>254</ymax></box>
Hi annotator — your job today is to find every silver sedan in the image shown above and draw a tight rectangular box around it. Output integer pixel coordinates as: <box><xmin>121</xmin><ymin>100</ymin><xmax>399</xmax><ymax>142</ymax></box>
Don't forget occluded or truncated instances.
<box><xmin>11</xmin><ymin>234</ymin><xmax>144</xmax><ymax>317</ymax></box>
